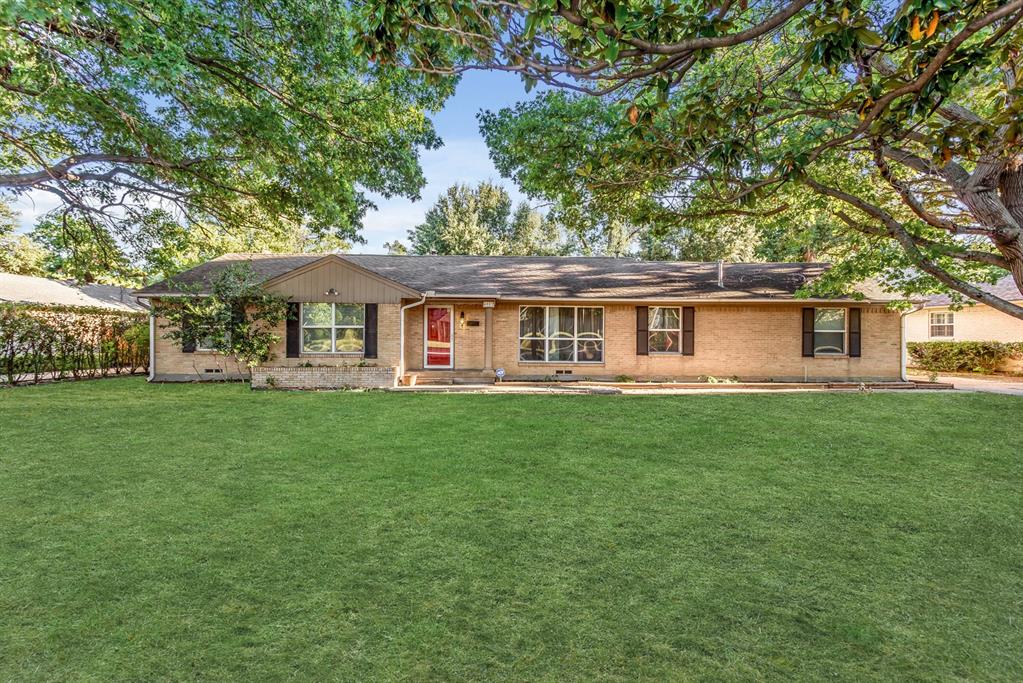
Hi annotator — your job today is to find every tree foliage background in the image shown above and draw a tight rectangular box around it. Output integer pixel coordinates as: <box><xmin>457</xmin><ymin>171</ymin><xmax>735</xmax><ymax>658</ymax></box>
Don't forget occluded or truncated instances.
<box><xmin>1</xmin><ymin>0</ymin><xmax>453</xmax><ymax>280</ymax></box>
<box><xmin>404</xmin><ymin>182</ymin><xmax>570</xmax><ymax>255</ymax></box>
<box><xmin>360</xmin><ymin>0</ymin><xmax>1023</xmax><ymax>316</ymax></box>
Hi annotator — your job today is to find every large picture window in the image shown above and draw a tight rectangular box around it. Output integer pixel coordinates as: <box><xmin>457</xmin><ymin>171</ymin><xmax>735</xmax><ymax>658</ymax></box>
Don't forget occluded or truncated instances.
<box><xmin>813</xmin><ymin>308</ymin><xmax>846</xmax><ymax>355</ymax></box>
<box><xmin>929</xmin><ymin>312</ymin><xmax>954</xmax><ymax>338</ymax></box>
<box><xmin>648</xmin><ymin>307</ymin><xmax>681</xmax><ymax>353</ymax></box>
<box><xmin>301</xmin><ymin>303</ymin><xmax>365</xmax><ymax>353</ymax></box>
<box><xmin>519</xmin><ymin>306</ymin><xmax>603</xmax><ymax>362</ymax></box>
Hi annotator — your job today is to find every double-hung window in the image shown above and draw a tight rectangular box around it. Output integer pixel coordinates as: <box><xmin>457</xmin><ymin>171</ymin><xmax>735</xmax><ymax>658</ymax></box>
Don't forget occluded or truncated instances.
<box><xmin>195</xmin><ymin>336</ymin><xmax>217</xmax><ymax>352</ymax></box>
<box><xmin>929</xmin><ymin>311</ymin><xmax>954</xmax><ymax>338</ymax></box>
<box><xmin>813</xmin><ymin>308</ymin><xmax>847</xmax><ymax>355</ymax></box>
<box><xmin>519</xmin><ymin>306</ymin><xmax>603</xmax><ymax>362</ymax></box>
<box><xmin>194</xmin><ymin>320</ymin><xmax>222</xmax><ymax>352</ymax></box>
<box><xmin>648</xmin><ymin>307</ymin><xmax>681</xmax><ymax>353</ymax></box>
<box><xmin>301</xmin><ymin>303</ymin><xmax>365</xmax><ymax>353</ymax></box>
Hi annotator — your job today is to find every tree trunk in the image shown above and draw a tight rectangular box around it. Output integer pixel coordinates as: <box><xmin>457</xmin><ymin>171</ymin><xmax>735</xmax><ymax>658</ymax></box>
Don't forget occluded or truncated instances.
<box><xmin>998</xmin><ymin>159</ymin><xmax>1023</xmax><ymax>297</ymax></box>
<box><xmin>994</xmin><ymin>232</ymin><xmax>1023</xmax><ymax>298</ymax></box>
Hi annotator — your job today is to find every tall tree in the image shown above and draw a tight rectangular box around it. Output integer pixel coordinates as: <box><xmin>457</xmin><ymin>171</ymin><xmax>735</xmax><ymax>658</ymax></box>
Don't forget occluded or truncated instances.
<box><xmin>1</xmin><ymin>0</ymin><xmax>452</xmax><ymax>257</ymax></box>
<box><xmin>506</xmin><ymin>202</ymin><xmax>569</xmax><ymax>255</ymax></box>
<box><xmin>408</xmin><ymin>182</ymin><xmax>568</xmax><ymax>255</ymax></box>
<box><xmin>409</xmin><ymin>182</ymin><xmax>510</xmax><ymax>254</ymax></box>
<box><xmin>383</xmin><ymin>240</ymin><xmax>409</xmax><ymax>255</ymax></box>
<box><xmin>0</xmin><ymin>202</ymin><xmax>47</xmax><ymax>275</ymax></box>
<box><xmin>361</xmin><ymin>0</ymin><xmax>1023</xmax><ymax>316</ymax></box>
<box><xmin>30</xmin><ymin>213</ymin><xmax>138</xmax><ymax>283</ymax></box>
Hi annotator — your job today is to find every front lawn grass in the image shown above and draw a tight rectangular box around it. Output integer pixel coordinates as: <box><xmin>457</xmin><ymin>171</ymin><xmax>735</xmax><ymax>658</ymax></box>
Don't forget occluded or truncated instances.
<box><xmin>1</xmin><ymin>379</ymin><xmax>1021</xmax><ymax>681</ymax></box>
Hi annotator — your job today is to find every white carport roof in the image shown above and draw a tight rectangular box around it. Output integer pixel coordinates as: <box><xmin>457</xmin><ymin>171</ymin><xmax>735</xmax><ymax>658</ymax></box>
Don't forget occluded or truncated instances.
<box><xmin>0</xmin><ymin>273</ymin><xmax>146</xmax><ymax>312</ymax></box>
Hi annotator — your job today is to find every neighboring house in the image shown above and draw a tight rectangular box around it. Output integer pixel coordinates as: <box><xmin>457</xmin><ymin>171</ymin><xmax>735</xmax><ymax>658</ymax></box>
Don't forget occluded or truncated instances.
<box><xmin>0</xmin><ymin>272</ymin><xmax>147</xmax><ymax>312</ymax></box>
<box><xmin>905</xmin><ymin>274</ymin><xmax>1023</xmax><ymax>371</ymax></box>
<box><xmin>134</xmin><ymin>253</ymin><xmax>908</xmax><ymax>386</ymax></box>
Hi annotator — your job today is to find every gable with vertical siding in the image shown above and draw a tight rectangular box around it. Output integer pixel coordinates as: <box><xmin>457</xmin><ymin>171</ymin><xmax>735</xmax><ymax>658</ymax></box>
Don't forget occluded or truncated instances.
<box><xmin>262</xmin><ymin>256</ymin><xmax>416</xmax><ymax>303</ymax></box>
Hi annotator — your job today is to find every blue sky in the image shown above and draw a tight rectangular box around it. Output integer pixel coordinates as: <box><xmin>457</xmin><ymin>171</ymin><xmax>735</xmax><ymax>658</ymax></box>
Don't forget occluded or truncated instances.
<box><xmin>10</xmin><ymin>69</ymin><xmax>534</xmax><ymax>255</ymax></box>
<box><xmin>358</xmin><ymin>69</ymin><xmax>534</xmax><ymax>253</ymax></box>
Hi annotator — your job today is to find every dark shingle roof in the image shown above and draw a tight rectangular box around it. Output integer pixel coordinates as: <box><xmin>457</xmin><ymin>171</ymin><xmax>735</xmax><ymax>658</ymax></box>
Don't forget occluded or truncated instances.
<box><xmin>345</xmin><ymin>255</ymin><xmax>835</xmax><ymax>299</ymax></box>
<box><xmin>922</xmin><ymin>274</ymin><xmax>1022</xmax><ymax>307</ymax></box>
<box><xmin>135</xmin><ymin>253</ymin><xmax>323</xmax><ymax>296</ymax></box>
<box><xmin>134</xmin><ymin>253</ymin><xmax>897</xmax><ymax>301</ymax></box>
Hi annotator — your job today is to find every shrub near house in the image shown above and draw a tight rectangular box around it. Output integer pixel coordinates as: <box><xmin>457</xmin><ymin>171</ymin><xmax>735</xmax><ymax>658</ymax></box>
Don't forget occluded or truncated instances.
<box><xmin>905</xmin><ymin>275</ymin><xmax>1023</xmax><ymax>374</ymax></box>
<box><xmin>908</xmin><ymin>341</ymin><xmax>1023</xmax><ymax>374</ymax></box>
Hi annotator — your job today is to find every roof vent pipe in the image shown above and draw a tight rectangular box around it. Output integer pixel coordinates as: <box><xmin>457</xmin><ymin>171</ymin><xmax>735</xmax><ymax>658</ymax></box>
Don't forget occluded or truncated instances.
<box><xmin>717</xmin><ymin>260</ymin><xmax>725</xmax><ymax>288</ymax></box>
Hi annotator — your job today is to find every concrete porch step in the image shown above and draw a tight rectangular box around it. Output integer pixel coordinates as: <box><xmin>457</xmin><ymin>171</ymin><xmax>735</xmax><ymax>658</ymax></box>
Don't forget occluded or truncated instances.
<box><xmin>405</xmin><ymin>369</ymin><xmax>496</xmax><ymax>386</ymax></box>
<box><xmin>416</xmin><ymin>378</ymin><xmax>497</xmax><ymax>386</ymax></box>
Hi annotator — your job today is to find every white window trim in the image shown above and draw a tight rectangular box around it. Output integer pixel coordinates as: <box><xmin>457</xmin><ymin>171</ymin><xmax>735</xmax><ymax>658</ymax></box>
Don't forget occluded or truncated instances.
<box><xmin>423</xmin><ymin>305</ymin><xmax>455</xmax><ymax>369</ymax></box>
<box><xmin>929</xmin><ymin>311</ymin><xmax>955</xmax><ymax>339</ymax></box>
<box><xmin>813</xmin><ymin>307</ymin><xmax>847</xmax><ymax>356</ymax></box>
<box><xmin>648</xmin><ymin>306</ymin><xmax>683</xmax><ymax>354</ymax></box>
<box><xmin>518</xmin><ymin>305</ymin><xmax>605</xmax><ymax>364</ymax></box>
<box><xmin>300</xmin><ymin>302</ymin><xmax>365</xmax><ymax>354</ymax></box>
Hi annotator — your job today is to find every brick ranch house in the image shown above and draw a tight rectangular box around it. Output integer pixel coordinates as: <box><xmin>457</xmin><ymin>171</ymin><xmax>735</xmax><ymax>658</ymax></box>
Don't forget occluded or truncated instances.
<box><xmin>134</xmin><ymin>253</ymin><xmax>909</xmax><ymax>387</ymax></box>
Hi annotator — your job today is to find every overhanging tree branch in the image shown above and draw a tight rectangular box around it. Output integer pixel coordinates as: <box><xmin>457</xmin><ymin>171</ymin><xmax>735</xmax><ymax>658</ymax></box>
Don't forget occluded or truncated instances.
<box><xmin>806</xmin><ymin>176</ymin><xmax>1023</xmax><ymax>319</ymax></box>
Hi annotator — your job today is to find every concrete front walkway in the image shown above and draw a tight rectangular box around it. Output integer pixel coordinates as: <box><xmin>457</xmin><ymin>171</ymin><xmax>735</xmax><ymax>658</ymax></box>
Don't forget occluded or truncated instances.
<box><xmin>390</xmin><ymin>381</ymin><xmax>953</xmax><ymax>395</ymax></box>
<box><xmin>914</xmin><ymin>373</ymin><xmax>1023</xmax><ymax>396</ymax></box>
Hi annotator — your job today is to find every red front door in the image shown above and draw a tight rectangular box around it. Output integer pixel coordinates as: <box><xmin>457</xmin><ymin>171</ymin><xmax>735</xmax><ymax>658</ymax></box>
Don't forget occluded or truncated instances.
<box><xmin>425</xmin><ymin>306</ymin><xmax>453</xmax><ymax>368</ymax></box>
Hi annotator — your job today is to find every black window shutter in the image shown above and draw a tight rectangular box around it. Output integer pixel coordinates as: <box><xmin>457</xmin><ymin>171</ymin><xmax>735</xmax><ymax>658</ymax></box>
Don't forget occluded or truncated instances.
<box><xmin>636</xmin><ymin>306</ymin><xmax>649</xmax><ymax>355</ymax></box>
<box><xmin>802</xmin><ymin>308</ymin><xmax>815</xmax><ymax>357</ymax></box>
<box><xmin>286</xmin><ymin>302</ymin><xmax>300</xmax><ymax>358</ymax></box>
<box><xmin>682</xmin><ymin>307</ymin><xmax>695</xmax><ymax>356</ymax></box>
<box><xmin>181</xmin><ymin>314</ymin><xmax>195</xmax><ymax>353</ymax></box>
<box><xmin>848</xmin><ymin>307</ymin><xmax>861</xmax><ymax>357</ymax></box>
<box><xmin>364</xmin><ymin>303</ymin><xmax>378</xmax><ymax>359</ymax></box>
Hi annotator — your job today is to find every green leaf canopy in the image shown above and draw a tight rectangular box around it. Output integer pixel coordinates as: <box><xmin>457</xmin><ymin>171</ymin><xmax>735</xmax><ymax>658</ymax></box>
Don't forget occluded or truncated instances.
<box><xmin>1</xmin><ymin>0</ymin><xmax>454</xmax><ymax>248</ymax></box>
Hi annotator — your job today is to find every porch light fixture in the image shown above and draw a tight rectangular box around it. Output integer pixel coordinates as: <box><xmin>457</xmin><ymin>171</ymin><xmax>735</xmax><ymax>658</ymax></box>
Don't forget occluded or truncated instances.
<box><xmin>326</xmin><ymin>288</ymin><xmax>338</xmax><ymax>296</ymax></box>
<box><xmin>459</xmin><ymin>311</ymin><xmax>466</xmax><ymax>329</ymax></box>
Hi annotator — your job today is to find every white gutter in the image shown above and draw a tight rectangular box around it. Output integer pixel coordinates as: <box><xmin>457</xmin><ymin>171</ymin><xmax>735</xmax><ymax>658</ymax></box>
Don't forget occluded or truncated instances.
<box><xmin>420</xmin><ymin>294</ymin><xmax>900</xmax><ymax>305</ymax></box>
<box><xmin>139</xmin><ymin>291</ymin><xmax>902</xmax><ymax>305</ymax></box>
<box><xmin>398</xmin><ymin>291</ymin><xmax>433</xmax><ymax>383</ymax></box>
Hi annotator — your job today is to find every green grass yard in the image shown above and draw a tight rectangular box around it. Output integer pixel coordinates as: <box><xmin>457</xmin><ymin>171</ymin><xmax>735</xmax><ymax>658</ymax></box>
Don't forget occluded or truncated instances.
<box><xmin>1</xmin><ymin>379</ymin><xmax>1021</xmax><ymax>681</ymax></box>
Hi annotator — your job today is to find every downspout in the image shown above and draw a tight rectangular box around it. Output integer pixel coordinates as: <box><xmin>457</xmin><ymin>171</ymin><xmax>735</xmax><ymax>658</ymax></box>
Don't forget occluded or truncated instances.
<box><xmin>399</xmin><ymin>290</ymin><xmax>432</xmax><ymax>384</ymax></box>
<box><xmin>147</xmin><ymin>303</ymin><xmax>155</xmax><ymax>382</ymax></box>
<box><xmin>900</xmin><ymin>305</ymin><xmax>923</xmax><ymax>382</ymax></box>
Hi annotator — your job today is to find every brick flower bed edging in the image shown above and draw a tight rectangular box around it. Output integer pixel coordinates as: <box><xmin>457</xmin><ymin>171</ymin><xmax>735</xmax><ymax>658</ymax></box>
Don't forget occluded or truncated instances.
<box><xmin>251</xmin><ymin>365</ymin><xmax>397</xmax><ymax>390</ymax></box>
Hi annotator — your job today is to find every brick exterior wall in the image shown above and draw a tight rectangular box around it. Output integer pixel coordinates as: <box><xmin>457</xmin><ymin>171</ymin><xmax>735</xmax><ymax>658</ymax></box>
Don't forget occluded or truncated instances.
<box><xmin>503</xmin><ymin>302</ymin><xmax>900</xmax><ymax>381</ymax></box>
<box><xmin>251</xmin><ymin>365</ymin><xmax>396</xmax><ymax>389</ymax></box>
<box><xmin>405</xmin><ymin>300</ymin><xmax>902</xmax><ymax>382</ymax></box>
<box><xmin>153</xmin><ymin>297</ymin><xmax>902</xmax><ymax>383</ymax></box>
<box><xmin>151</xmin><ymin>302</ymin><xmax>401</xmax><ymax>381</ymax></box>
